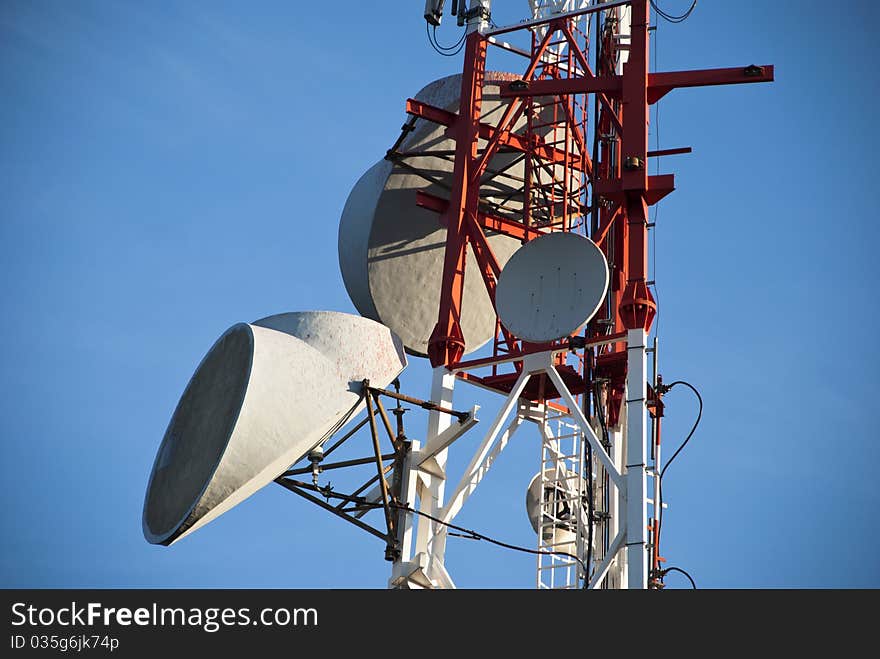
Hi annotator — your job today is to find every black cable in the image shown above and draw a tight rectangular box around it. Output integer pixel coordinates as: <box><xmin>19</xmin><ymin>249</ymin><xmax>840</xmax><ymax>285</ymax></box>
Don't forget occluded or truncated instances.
<box><xmin>592</xmin><ymin>379</ymin><xmax>611</xmax><ymax>586</ymax></box>
<box><xmin>427</xmin><ymin>22</ymin><xmax>462</xmax><ymax>53</ymax></box>
<box><xmin>390</xmin><ymin>501</ymin><xmax>588</xmax><ymax>575</ymax></box>
<box><xmin>650</xmin><ymin>21</ymin><xmax>661</xmax><ymax>341</ymax></box>
<box><xmin>584</xmin><ymin>438</ymin><xmax>594</xmax><ymax>588</ymax></box>
<box><xmin>427</xmin><ymin>22</ymin><xmax>466</xmax><ymax>57</ymax></box>
<box><xmin>661</xmin><ymin>566</ymin><xmax>696</xmax><ymax>589</ymax></box>
<box><xmin>658</xmin><ymin>381</ymin><xmax>702</xmax><ymax>483</ymax></box>
<box><xmin>578</xmin><ymin>372</ymin><xmax>600</xmax><ymax>588</ymax></box>
<box><xmin>655</xmin><ymin>380</ymin><xmax>702</xmax><ymax>578</ymax></box>
<box><xmin>593</xmin><ymin>382</ymin><xmax>609</xmax><ymax>449</ymax></box>
<box><xmin>432</xmin><ymin>24</ymin><xmax>466</xmax><ymax>50</ymax></box>
<box><xmin>650</xmin><ymin>0</ymin><xmax>697</xmax><ymax>24</ymax></box>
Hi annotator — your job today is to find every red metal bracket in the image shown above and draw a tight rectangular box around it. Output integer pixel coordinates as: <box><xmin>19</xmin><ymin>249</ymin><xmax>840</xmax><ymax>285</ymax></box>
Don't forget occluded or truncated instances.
<box><xmin>416</xmin><ymin>190</ymin><xmax>547</xmax><ymax>241</ymax></box>
<box><xmin>420</xmin><ymin>0</ymin><xmax>772</xmax><ymax>367</ymax></box>
<box><xmin>426</xmin><ymin>32</ymin><xmax>487</xmax><ymax>368</ymax></box>
<box><xmin>593</xmin><ymin>174</ymin><xmax>675</xmax><ymax>207</ymax></box>
<box><xmin>499</xmin><ymin>64</ymin><xmax>775</xmax><ymax>105</ymax></box>
<box><xmin>405</xmin><ymin>98</ymin><xmax>590</xmax><ymax>175</ymax></box>
<box><xmin>648</xmin><ymin>65</ymin><xmax>775</xmax><ymax>103</ymax></box>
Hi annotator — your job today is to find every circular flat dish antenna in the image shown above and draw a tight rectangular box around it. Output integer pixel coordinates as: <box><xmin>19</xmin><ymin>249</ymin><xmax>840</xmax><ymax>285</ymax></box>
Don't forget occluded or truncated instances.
<box><xmin>495</xmin><ymin>232</ymin><xmax>608</xmax><ymax>343</ymax></box>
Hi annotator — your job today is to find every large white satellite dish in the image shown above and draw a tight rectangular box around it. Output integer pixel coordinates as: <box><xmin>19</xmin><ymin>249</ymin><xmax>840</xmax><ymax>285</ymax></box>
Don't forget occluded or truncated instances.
<box><xmin>143</xmin><ymin>311</ymin><xmax>406</xmax><ymax>546</ymax></box>
<box><xmin>338</xmin><ymin>73</ymin><xmax>529</xmax><ymax>357</ymax></box>
<box><xmin>495</xmin><ymin>232</ymin><xmax>609</xmax><ymax>343</ymax></box>
<box><xmin>253</xmin><ymin>310</ymin><xmax>405</xmax><ymax>387</ymax></box>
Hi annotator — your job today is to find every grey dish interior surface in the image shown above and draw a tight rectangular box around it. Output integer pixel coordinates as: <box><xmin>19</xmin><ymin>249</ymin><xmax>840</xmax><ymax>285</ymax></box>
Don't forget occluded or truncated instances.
<box><xmin>143</xmin><ymin>312</ymin><xmax>406</xmax><ymax>546</ymax></box>
<box><xmin>495</xmin><ymin>232</ymin><xmax>609</xmax><ymax>343</ymax></box>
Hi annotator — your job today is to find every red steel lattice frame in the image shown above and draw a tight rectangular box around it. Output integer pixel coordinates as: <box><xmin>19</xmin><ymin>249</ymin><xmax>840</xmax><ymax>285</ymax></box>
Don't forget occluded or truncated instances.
<box><xmin>406</xmin><ymin>1</ymin><xmax>772</xmax><ymax>581</ymax></box>
<box><xmin>409</xmin><ymin>0</ymin><xmax>772</xmax><ymax>382</ymax></box>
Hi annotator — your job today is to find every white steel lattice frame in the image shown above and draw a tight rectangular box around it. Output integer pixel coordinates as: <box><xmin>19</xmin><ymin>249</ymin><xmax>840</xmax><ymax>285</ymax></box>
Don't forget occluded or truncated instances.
<box><xmin>389</xmin><ymin>337</ymin><xmax>651</xmax><ymax>590</ymax></box>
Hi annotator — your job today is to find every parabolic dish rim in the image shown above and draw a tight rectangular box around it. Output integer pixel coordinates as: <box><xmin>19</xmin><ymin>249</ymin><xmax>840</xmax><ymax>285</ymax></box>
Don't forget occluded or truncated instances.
<box><xmin>495</xmin><ymin>231</ymin><xmax>609</xmax><ymax>343</ymax></box>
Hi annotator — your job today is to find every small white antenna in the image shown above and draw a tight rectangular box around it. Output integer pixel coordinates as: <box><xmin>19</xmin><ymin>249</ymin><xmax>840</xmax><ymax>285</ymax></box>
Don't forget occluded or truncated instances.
<box><xmin>495</xmin><ymin>232</ymin><xmax>609</xmax><ymax>342</ymax></box>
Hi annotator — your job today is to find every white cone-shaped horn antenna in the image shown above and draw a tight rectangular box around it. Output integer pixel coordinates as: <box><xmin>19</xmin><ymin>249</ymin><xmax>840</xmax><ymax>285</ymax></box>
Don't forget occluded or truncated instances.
<box><xmin>525</xmin><ymin>470</ymin><xmax>584</xmax><ymax>558</ymax></box>
<box><xmin>143</xmin><ymin>311</ymin><xmax>406</xmax><ymax>546</ymax></box>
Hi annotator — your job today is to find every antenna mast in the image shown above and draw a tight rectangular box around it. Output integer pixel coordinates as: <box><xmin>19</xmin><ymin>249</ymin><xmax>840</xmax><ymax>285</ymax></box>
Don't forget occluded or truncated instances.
<box><xmin>388</xmin><ymin>0</ymin><xmax>773</xmax><ymax>589</ymax></box>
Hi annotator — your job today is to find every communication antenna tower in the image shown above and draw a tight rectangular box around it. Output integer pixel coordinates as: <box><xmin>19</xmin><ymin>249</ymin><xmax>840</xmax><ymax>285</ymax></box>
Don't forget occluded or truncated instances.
<box><xmin>144</xmin><ymin>0</ymin><xmax>772</xmax><ymax>591</ymax></box>
<box><xmin>388</xmin><ymin>0</ymin><xmax>771</xmax><ymax>589</ymax></box>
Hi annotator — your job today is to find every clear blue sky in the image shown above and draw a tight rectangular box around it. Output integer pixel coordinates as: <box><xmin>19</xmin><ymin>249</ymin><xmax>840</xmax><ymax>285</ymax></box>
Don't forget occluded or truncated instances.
<box><xmin>1</xmin><ymin>0</ymin><xmax>877</xmax><ymax>589</ymax></box>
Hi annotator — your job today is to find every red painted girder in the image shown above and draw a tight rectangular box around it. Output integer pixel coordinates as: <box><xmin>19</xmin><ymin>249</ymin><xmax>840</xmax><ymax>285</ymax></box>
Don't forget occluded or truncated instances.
<box><xmin>648</xmin><ymin>65</ymin><xmax>775</xmax><ymax>103</ymax></box>
<box><xmin>647</xmin><ymin>147</ymin><xmax>691</xmax><ymax>158</ymax></box>
<box><xmin>498</xmin><ymin>64</ymin><xmax>774</xmax><ymax>105</ymax></box>
<box><xmin>593</xmin><ymin>203</ymin><xmax>622</xmax><ymax>247</ymax></box>
<box><xmin>593</xmin><ymin>174</ymin><xmax>675</xmax><ymax>206</ymax></box>
<box><xmin>556</xmin><ymin>93</ymin><xmax>593</xmax><ymax>179</ymax></box>
<box><xmin>620</xmin><ymin>0</ymin><xmax>649</xmax><ymax>194</ymax></box>
<box><xmin>499</xmin><ymin>76</ymin><xmax>623</xmax><ymax>99</ymax></box>
<box><xmin>427</xmin><ymin>32</ymin><xmax>486</xmax><ymax>368</ymax></box>
<box><xmin>459</xmin><ymin>207</ymin><xmax>521</xmax><ymax>354</ymax></box>
<box><xmin>453</xmin><ymin>331</ymin><xmax>627</xmax><ymax>374</ymax></box>
<box><xmin>405</xmin><ymin>98</ymin><xmax>589</xmax><ymax>174</ymax></box>
<box><xmin>557</xmin><ymin>21</ymin><xmax>624</xmax><ymax>138</ymax></box>
<box><xmin>405</xmin><ymin>98</ymin><xmax>458</xmax><ymax>130</ymax></box>
<box><xmin>455</xmin><ymin>368</ymin><xmax>588</xmax><ymax>401</ymax></box>
<box><xmin>471</xmin><ymin>25</ymin><xmax>557</xmax><ymax>182</ymax></box>
<box><xmin>416</xmin><ymin>190</ymin><xmax>547</xmax><ymax>241</ymax></box>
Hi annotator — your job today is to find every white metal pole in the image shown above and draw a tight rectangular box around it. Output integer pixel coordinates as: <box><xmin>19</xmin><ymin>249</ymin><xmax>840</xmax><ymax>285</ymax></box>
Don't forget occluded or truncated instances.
<box><xmin>468</xmin><ymin>0</ymin><xmax>492</xmax><ymax>33</ymax></box>
<box><xmin>625</xmin><ymin>328</ymin><xmax>649</xmax><ymax>589</ymax></box>
<box><xmin>614</xmin><ymin>0</ymin><xmax>631</xmax><ymax>72</ymax></box>
<box><xmin>413</xmin><ymin>367</ymin><xmax>456</xmax><ymax>579</ymax></box>
<box><xmin>397</xmin><ymin>440</ymin><xmax>419</xmax><ymax>563</ymax></box>
<box><xmin>439</xmin><ymin>369</ymin><xmax>530</xmax><ymax>524</ymax></box>
<box><xmin>608</xmin><ymin>422</ymin><xmax>624</xmax><ymax>587</ymax></box>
